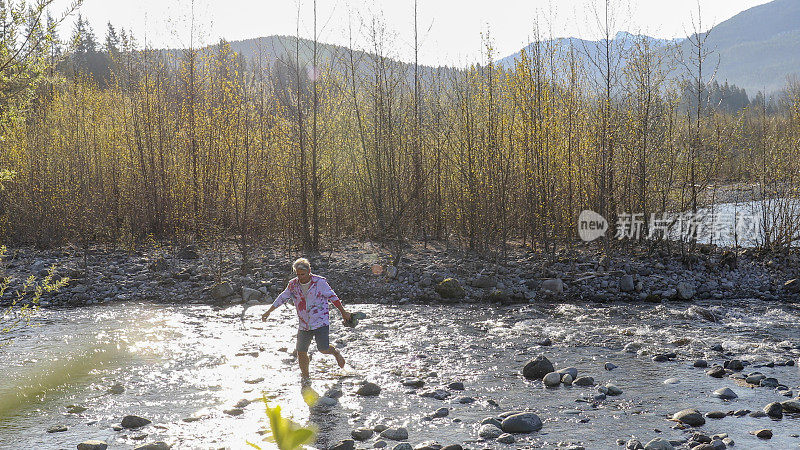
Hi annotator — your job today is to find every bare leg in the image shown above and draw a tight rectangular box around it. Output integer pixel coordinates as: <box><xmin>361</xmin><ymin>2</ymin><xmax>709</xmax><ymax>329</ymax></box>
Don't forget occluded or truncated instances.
<box><xmin>320</xmin><ymin>345</ymin><xmax>345</xmax><ymax>368</ymax></box>
<box><xmin>297</xmin><ymin>351</ymin><xmax>310</xmax><ymax>379</ymax></box>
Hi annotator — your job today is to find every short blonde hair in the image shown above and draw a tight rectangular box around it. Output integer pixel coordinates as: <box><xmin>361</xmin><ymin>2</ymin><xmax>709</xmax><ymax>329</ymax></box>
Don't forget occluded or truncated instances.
<box><xmin>292</xmin><ymin>257</ymin><xmax>311</xmax><ymax>272</ymax></box>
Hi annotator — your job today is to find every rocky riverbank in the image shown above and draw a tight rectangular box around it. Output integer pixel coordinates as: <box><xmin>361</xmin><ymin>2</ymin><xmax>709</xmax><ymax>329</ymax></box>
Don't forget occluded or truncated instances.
<box><xmin>1</xmin><ymin>240</ymin><xmax>799</xmax><ymax>309</ymax></box>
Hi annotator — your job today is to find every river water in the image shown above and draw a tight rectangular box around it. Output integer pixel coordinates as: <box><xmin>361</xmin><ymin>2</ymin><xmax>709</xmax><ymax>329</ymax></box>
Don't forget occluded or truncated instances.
<box><xmin>1</xmin><ymin>301</ymin><xmax>799</xmax><ymax>449</ymax></box>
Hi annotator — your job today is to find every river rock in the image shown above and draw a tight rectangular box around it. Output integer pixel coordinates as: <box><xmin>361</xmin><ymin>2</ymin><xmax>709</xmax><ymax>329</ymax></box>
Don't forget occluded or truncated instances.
<box><xmin>557</xmin><ymin>367</ymin><xmax>579</xmax><ymax>379</ymax></box>
<box><xmin>561</xmin><ymin>374</ymin><xmax>573</xmax><ymax>385</ymax></box>
<box><xmin>620</xmin><ymin>275</ymin><xmax>635</xmax><ymax>292</ymax></box>
<box><xmin>751</xmin><ymin>429</ymin><xmax>772</xmax><ymax>439</ymax></box>
<box><xmin>413</xmin><ymin>441</ymin><xmax>441</xmax><ymax>450</ymax></box>
<box><xmin>432</xmin><ymin>407</ymin><xmax>449</xmax><ymax>418</ymax></box>
<box><xmin>626</xmin><ymin>438</ymin><xmax>643</xmax><ymax>449</ymax></box>
<box><xmin>392</xmin><ymin>444</ymin><xmax>413</xmax><ymax>450</ymax></box>
<box><xmin>46</xmin><ymin>425</ymin><xmax>67</xmax><ymax>433</ymax></box>
<box><xmin>478</xmin><ymin>423</ymin><xmax>503</xmax><ymax>439</ymax></box>
<box><xmin>573</xmin><ymin>376</ymin><xmax>594</xmax><ymax>386</ymax></box>
<box><xmin>331</xmin><ymin>439</ymin><xmax>356</xmax><ymax>450</ymax></box>
<box><xmin>725</xmin><ymin>359</ymin><xmax>744</xmax><ymax>371</ymax></box>
<box><xmin>693</xmin><ymin>359</ymin><xmax>708</xmax><ymax>368</ymax></box>
<box><xmin>543</xmin><ymin>372</ymin><xmax>562</xmax><ymax>387</ymax></box>
<box><xmin>77</xmin><ymin>441</ymin><xmax>108</xmax><ymax>450</ymax></box>
<box><xmin>605</xmin><ymin>383</ymin><xmax>623</xmax><ymax>396</ymax></box>
<box><xmin>541</xmin><ymin>279</ymin><xmax>564</xmax><ymax>294</ymax></box>
<box><xmin>447</xmin><ymin>381</ymin><xmax>464</xmax><ymax>390</ymax></box>
<box><xmin>706</xmin><ymin>366</ymin><xmax>726</xmax><ymax>378</ymax></box>
<box><xmin>374</xmin><ymin>441</ymin><xmax>388</xmax><ymax>448</ymax></box>
<box><xmin>440</xmin><ymin>446</ymin><xmax>462</xmax><ymax>450</ymax></box>
<box><xmin>241</xmin><ymin>287</ymin><xmax>262</xmax><ymax>303</ymax></box>
<box><xmin>357</xmin><ymin>381</ymin><xmax>382</xmax><ymax>396</ymax></box>
<box><xmin>746</xmin><ymin>373</ymin><xmax>765</xmax><ymax>384</ymax></box>
<box><xmin>672</xmin><ymin>408</ymin><xmax>705</xmax><ymax>426</ymax></box>
<box><xmin>210</xmin><ymin>282</ymin><xmax>234</xmax><ymax>300</ymax></box>
<box><xmin>133</xmin><ymin>443</ymin><xmax>170</xmax><ymax>450</ymax></box>
<box><xmin>67</xmin><ymin>405</ymin><xmax>87</xmax><ymax>414</ymax></box>
<box><xmin>704</xmin><ymin>411</ymin><xmax>726</xmax><ymax>419</ymax></box>
<box><xmin>712</xmin><ymin>387</ymin><xmax>737</xmax><ymax>399</ymax></box>
<box><xmin>522</xmin><ymin>355</ymin><xmax>554</xmax><ymax>379</ymax></box>
<box><xmin>676</xmin><ymin>281</ymin><xmax>695</xmax><ymax>300</ymax></box>
<box><xmin>352</xmin><ymin>428</ymin><xmax>374</xmax><ymax>441</ymax></box>
<box><xmin>781</xmin><ymin>399</ymin><xmax>800</xmax><ymax>412</ymax></box>
<box><xmin>604</xmin><ymin>362</ymin><xmax>618</xmax><ymax>371</ymax></box>
<box><xmin>643</xmin><ymin>438</ymin><xmax>673</xmax><ymax>450</ymax></box>
<box><xmin>784</xmin><ymin>279</ymin><xmax>800</xmax><ymax>293</ymax></box>
<box><xmin>435</xmin><ymin>278</ymin><xmax>465</xmax><ymax>299</ymax></box>
<box><xmin>380</xmin><ymin>427</ymin><xmax>408</xmax><ymax>441</ymax></box>
<box><xmin>480</xmin><ymin>417</ymin><xmax>502</xmax><ymax>427</ymax></box>
<box><xmin>500</xmin><ymin>412</ymin><xmax>543</xmax><ymax>433</ymax></box>
<box><xmin>121</xmin><ymin>415</ymin><xmax>152</xmax><ymax>429</ymax></box>
<box><xmin>496</xmin><ymin>433</ymin><xmax>515</xmax><ymax>444</ymax></box>
<box><xmin>402</xmin><ymin>378</ymin><xmax>425</xmax><ymax>388</ymax></box>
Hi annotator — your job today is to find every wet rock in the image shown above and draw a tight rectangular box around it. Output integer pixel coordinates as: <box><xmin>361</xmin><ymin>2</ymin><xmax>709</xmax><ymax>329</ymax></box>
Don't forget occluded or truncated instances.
<box><xmin>759</xmin><ymin>377</ymin><xmax>779</xmax><ymax>387</ymax></box>
<box><xmin>331</xmin><ymin>439</ymin><xmax>356</xmax><ymax>450</ymax></box>
<box><xmin>419</xmin><ymin>389</ymin><xmax>450</xmax><ymax>400</ymax></box>
<box><xmin>496</xmin><ymin>433</ymin><xmax>515</xmax><ymax>444</ymax></box>
<box><xmin>626</xmin><ymin>438</ymin><xmax>643</xmax><ymax>449</ymax></box>
<box><xmin>413</xmin><ymin>441</ymin><xmax>441</xmax><ymax>450</ymax></box>
<box><xmin>223</xmin><ymin>408</ymin><xmax>244</xmax><ymax>416</ymax></box>
<box><xmin>705</xmin><ymin>411</ymin><xmax>726</xmax><ymax>419</ymax></box>
<box><xmin>706</xmin><ymin>366</ymin><xmax>726</xmax><ymax>378</ymax></box>
<box><xmin>107</xmin><ymin>383</ymin><xmax>125</xmax><ymax>394</ymax></box>
<box><xmin>352</xmin><ymin>428</ymin><xmax>375</xmax><ymax>441</ymax></box>
<box><xmin>672</xmin><ymin>409</ymin><xmax>705</xmax><ymax>426</ymax></box>
<box><xmin>133</xmin><ymin>443</ymin><xmax>170</xmax><ymax>450</ymax></box>
<box><xmin>745</xmin><ymin>373</ymin><xmax>765</xmax><ymax>385</ymax></box>
<box><xmin>724</xmin><ymin>359</ymin><xmax>744</xmax><ymax>371</ymax></box>
<box><xmin>380</xmin><ymin>427</ymin><xmax>408</xmax><ymax>441</ymax></box>
<box><xmin>573</xmin><ymin>376</ymin><xmax>594</xmax><ymax>386</ymax></box>
<box><xmin>749</xmin><ymin>410</ymin><xmax>767</xmax><ymax>418</ymax></box>
<box><xmin>478</xmin><ymin>423</ymin><xmax>503</xmax><ymax>439</ymax></box>
<box><xmin>316</xmin><ymin>396</ymin><xmax>338</xmax><ymax>407</ymax></box>
<box><xmin>561</xmin><ymin>374</ymin><xmax>573</xmax><ymax>385</ymax></box>
<box><xmin>751</xmin><ymin>429</ymin><xmax>772</xmax><ymax>439</ymax></box>
<box><xmin>537</xmin><ymin>337</ymin><xmax>552</xmax><ymax>346</ymax></box>
<box><xmin>543</xmin><ymin>372</ymin><xmax>562</xmax><ymax>387</ymax></box>
<box><xmin>67</xmin><ymin>405</ymin><xmax>87</xmax><ymax>414</ymax></box>
<box><xmin>373</xmin><ymin>424</ymin><xmax>389</xmax><ymax>433</ymax></box>
<box><xmin>605</xmin><ymin>383</ymin><xmax>623</xmax><ymax>396</ymax></box>
<box><xmin>77</xmin><ymin>441</ymin><xmax>108</xmax><ymax>450</ymax></box>
<box><xmin>456</xmin><ymin>396</ymin><xmax>474</xmax><ymax>404</ymax></box>
<box><xmin>557</xmin><ymin>367</ymin><xmax>579</xmax><ymax>379</ymax></box>
<box><xmin>121</xmin><ymin>415</ymin><xmax>152</xmax><ymax>429</ymax></box>
<box><xmin>780</xmin><ymin>399</ymin><xmax>800</xmax><ymax>412</ymax></box>
<box><xmin>693</xmin><ymin>360</ymin><xmax>708</xmax><ymax>368</ymax></box>
<box><xmin>46</xmin><ymin>425</ymin><xmax>67</xmax><ymax>433</ymax></box>
<box><xmin>604</xmin><ymin>362</ymin><xmax>618</xmax><ymax>371</ymax></box>
<box><xmin>435</xmin><ymin>278</ymin><xmax>465</xmax><ymax>299</ymax></box>
<box><xmin>500</xmin><ymin>412</ymin><xmax>543</xmax><ymax>433</ymax></box>
<box><xmin>392</xmin><ymin>445</ymin><xmax>413</xmax><ymax>450</ymax></box>
<box><xmin>357</xmin><ymin>381</ymin><xmax>382</xmax><ymax>396</ymax></box>
<box><xmin>432</xmin><ymin>407</ymin><xmax>449</xmax><ymax>418</ymax></box>
<box><xmin>643</xmin><ymin>438</ymin><xmax>673</xmax><ymax>450</ymax></box>
<box><xmin>480</xmin><ymin>417</ymin><xmax>502</xmax><ymax>428</ymax></box>
<box><xmin>447</xmin><ymin>381</ymin><xmax>465</xmax><ymax>391</ymax></box>
<box><xmin>733</xmin><ymin>409</ymin><xmax>750</xmax><ymax>416</ymax></box>
<box><xmin>402</xmin><ymin>378</ymin><xmax>425</xmax><ymax>388</ymax></box>
<box><xmin>324</xmin><ymin>388</ymin><xmax>343</xmax><ymax>399</ymax></box>
<box><xmin>712</xmin><ymin>387</ymin><xmax>737</xmax><ymax>400</ymax></box>
<box><xmin>522</xmin><ymin>355</ymin><xmax>554</xmax><ymax>380</ymax></box>
<box><xmin>541</xmin><ymin>279</ymin><xmax>564</xmax><ymax>294</ymax></box>
<box><xmin>663</xmin><ymin>378</ymin><xmax>680</xmax><ymax>385</ymax></box>
<box><xmin>374</xmin><ymin>441</ymin><xmax>388</xmax><ymax>448</ymax></box>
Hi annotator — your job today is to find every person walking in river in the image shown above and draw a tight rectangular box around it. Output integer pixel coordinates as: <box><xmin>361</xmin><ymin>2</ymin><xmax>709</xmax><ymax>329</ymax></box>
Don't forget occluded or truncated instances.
<box><xmin>261</xmin><ymin>257</ymin><xmax>352</xmax><ymax>386</ymax></box>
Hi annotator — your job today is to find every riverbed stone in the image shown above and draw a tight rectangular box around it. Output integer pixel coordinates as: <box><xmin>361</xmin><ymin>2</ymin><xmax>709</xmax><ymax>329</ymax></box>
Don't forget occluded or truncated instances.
<box><xmin>705</xmin><ymin>411</ymin><xmax>726</xmax><ymax>419</ymax></box>
<box><xmin>121</xmin><ymin>415</ymin><xmax>151</xmax><ymax>429</ymax></box>
<box><xmin>331</xmin><ymin>439</ymin><xmax>356</xmax><ymax>450</ymax></box>
<box><xmin>352</xmin><ymin>428</ymin><xmax>374</xmax><ymax>441</ymax></box>
<box><xmin>357</xmin><ymin>381</ymin><xmax>382</xmax><ymax>396</ymax></box>
<box><xmin>447</xmin><ymin>381</ymin><xmax>465</xmax><ymax>390</ymax></box>
<box><xmin>764</xmin><ymin>402</ymin><xmax>783</xmax><ymax>418</ymax></box>
<box><xmin>543</xmin><ymin>372</ymin><xmax>561</xmax><ymax>387</ymax></box>
<box><xmin>210</xmin><ymin>282</ymin><xmax>234</xmax><ymax>300</ymax></box>
<box><xmin>752</xmin><ymin>429</ymin><xmax>772</xmax><ymax>439</ymax></box>
<box><xmin>643</xmin><ymin>438</ymin><xmax>673</xmax><ymax>450</ymax></box>
<box><xmin>605</xmin><ymin>383</ymin><xmax>623</xmax><ymax>396</ymax></box>
<box><xmin>706</xmin><ymin>366</ymin><xmax>726</xmax><ymax>378</ymax></box>
<box><xmin>380</xmin><ymin>427</ymin><xmax>408</xmax><ymax>441</ymax></box>
<box><xmin>133</xmin><ymin>443</ymin><xmax>170</xmax><ymax>450</ymax></box>
<box><xmin>480</xmin><ymin>417</ymin><xmax>502</xmax><ymax>427</ymax></box>
<box><xmin>626</xmin><ymin>438</ymin><xmax>643</xmax><ymax>449</ymax></box>
<box><xmin>672</xmin><ymin>409</ymin><xmax>705</xmax><ymax>426</ymax></box>
<box><xmin>522</xmin><ymin>355</ymin><xmax>554</xmax><ymax>379</ymax></box>
<box><xmin>620</xmin><ymin>275</ymin><xmax>635</xmax><ymax>292</ymax></box>
<box><xmin>712</xmin><ymin>387</ymin><xmax>737</xmax><ymax>399</ymax></box>
<box><xmin>561</xmin><ymin>373</ymin><xmax>573</xmax><ymax>385</ymax></box>
<box><xmin>432</xmin><ymin>407</ymin><xmax>449</xmax><ymax>418</ymax></box>
<box><xmin>77</xmin><ymin>441</ymin><xmax>108</xmax><ymax>450</ymax></box>
<box><xmin>500</xmin><ymin>412</ymin><xmax>543</xmax><ymax>433</ymax></box>
<box><xmin>693</xmin><ymin>360</ymin><xmax>708</xmax><ymax>368</ymax></box>
<box><xmin>46</xmin><ymin>425</ymin><xmax>67</xmax><ymax>433</ymax></box>
<box><xmin>573</xmin><ymin>376</ymin><xmax>594</xmax><ymax>386</ymax></box>
<box><xmin>676</xmin><ymin>282</ymin><xmax>695</xmax><ymax>299</ymax></box>
<box><xmin>496</xmin><ymin>433</ymin><xmax>515</xmax><ymax>444</ymax></box>
<box><xmin>557</xmin><ymin>367</ymin><xmax>578</xmax><ymax>378</ymax></box>
<box><xmin>478</xmin><ymin>423</ymin><xmax>503</xmax><ymax>439</ymax></box>
<box><xmin>746</xmin><ymin>373</ymin><xmax>766</xmax><ymax>384</ymax></box>
<box><xmin>781</xmin><ymin>399</ymin><xmax>800</xmax><ymax>412</ymax></box>
<box><xmin>392</xmin><ymin>444</ymin><xmax>412</xmax><ymax>450</ymax></box>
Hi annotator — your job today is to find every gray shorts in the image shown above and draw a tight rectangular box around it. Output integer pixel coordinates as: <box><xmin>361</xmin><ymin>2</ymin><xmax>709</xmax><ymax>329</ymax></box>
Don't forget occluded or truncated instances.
<box><xmin>296</xmin><ymin>326</ymin><xmax>330</xmax><ymax>353</ymax></box>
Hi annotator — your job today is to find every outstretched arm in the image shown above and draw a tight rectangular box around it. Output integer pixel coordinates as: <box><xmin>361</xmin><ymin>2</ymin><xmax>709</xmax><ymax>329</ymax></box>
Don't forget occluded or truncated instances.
<box><xmin>263</xmin><ymin>283</ymin><xmax>291</xmax><ymax>321</ymax></box>
<box><xmin>321</xmin><ymin>279</ymin><xmax>350</xmax><ymax>322</ymax></box>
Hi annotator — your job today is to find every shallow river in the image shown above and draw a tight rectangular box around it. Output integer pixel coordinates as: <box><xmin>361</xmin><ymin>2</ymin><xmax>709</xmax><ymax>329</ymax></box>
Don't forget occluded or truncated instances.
<box><xmin>1</xmin><ymin>300</ymin><xmax>799</xmax><ymax>449</ymax></box>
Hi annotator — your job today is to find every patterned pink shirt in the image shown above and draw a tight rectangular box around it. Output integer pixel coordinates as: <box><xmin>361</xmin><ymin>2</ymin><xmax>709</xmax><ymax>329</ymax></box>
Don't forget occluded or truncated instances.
<box><xmin>271</xmin><ymin>274</ymin><xmax>342</xmax><ymax>331</ymax></box>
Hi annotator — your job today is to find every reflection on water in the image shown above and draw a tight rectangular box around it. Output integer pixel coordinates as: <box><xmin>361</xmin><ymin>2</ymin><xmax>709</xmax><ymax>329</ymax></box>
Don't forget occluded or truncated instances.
<box><xmin>0</xmin><ymin>300</ymin><xmax>799</xmax><ymax>449</ymax></box>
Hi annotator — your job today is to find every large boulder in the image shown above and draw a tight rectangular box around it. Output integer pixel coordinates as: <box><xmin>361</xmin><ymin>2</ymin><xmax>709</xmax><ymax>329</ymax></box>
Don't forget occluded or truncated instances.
<box><xmin>522</xmin><ymin>355</ymin><xmax>554</xmax><ymax>380</ymax></box>
<box><xmin>435</xmin><ymin>278</ymin><xmax>465</xmax><ymax>299</ymax></box>
<box><xmin>676</xmin><ymin>282</ymin><xmax>695</xmax><ymax>300</ymax></box>
<box><xmin>241</xmin><ymin>287</ymin><xmax>262</xmax><ymax>303</ymax></box>
<box><xmin>500</xmin><ymin>412</ymin><xmax>543</xmax><ymax>433</ymax></box>
<box><xmin>619</xmin><ymin>275</ymin><xmax>635</xmax><ymax>292</ymax></box>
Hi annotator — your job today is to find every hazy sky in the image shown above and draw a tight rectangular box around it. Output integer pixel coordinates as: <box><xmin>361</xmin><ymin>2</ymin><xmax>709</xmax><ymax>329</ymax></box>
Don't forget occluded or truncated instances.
<box><xmin>58</xmin><ymin>0</ymin><xmax>772</xmax><ymax>66</ymax></box>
